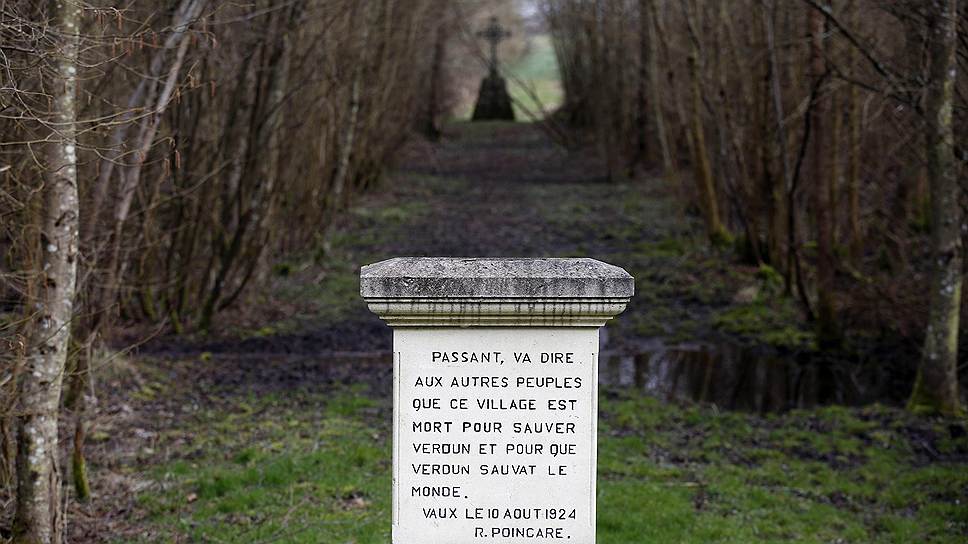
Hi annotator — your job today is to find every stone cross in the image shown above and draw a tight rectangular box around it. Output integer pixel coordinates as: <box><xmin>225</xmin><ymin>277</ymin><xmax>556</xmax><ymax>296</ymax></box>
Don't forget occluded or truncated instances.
<box><xmin>361</xmin><ymin>257</ymin><xmax>633</xmax><ymax>544</ymax></box>
<box><xmin>478</xmin><ymin>16</ymin><xmax>511</xmax><ymax>76</ymax></box>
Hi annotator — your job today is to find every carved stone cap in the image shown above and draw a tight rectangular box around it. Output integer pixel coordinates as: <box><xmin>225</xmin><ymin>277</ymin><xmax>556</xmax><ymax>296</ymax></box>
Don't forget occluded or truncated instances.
<box><xmin>360</xmin><ymin>257</ymin><xmax>633</xmax><ymax>327</ymax></box>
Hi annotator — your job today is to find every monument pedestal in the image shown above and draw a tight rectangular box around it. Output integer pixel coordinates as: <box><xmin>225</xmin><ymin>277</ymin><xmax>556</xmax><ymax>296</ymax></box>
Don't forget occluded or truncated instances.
<box><xmin>361</xmin><ymin>257</ymin><xmax>633</xmax><ymax>544</ymax></box>
<box><xmin>472</xmin><ymin>73</ymin><xmax>516</xmax><ymax>121</ymax></box>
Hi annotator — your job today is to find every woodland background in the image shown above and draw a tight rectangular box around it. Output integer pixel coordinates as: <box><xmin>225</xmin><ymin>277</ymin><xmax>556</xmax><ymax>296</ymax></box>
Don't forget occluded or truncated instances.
<box><xmin>1</xmin><ymin>0</ymin><xmax>967</xmax><ymax>542</ymax></box>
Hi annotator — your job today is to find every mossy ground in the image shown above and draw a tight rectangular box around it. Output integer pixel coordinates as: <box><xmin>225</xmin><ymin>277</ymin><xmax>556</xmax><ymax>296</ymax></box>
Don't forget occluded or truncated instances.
<box><xmin>127</xmin><ymin>381</ymin><xmax>967</xmax><ymax>543</ymax></box>
<box><xmin>239</xmin><ymin>121</ymin><xmax>811</xmax><ymax>355</ymax></box>
<box><xmin>81</xmin><ymin>122</ymin><xmax>966</xmax><ymax>542</ymax></box>
<box><xmin>132</xmin><ymin>388</ymin><xmax>390</xmax><ymax>543</ymax></box>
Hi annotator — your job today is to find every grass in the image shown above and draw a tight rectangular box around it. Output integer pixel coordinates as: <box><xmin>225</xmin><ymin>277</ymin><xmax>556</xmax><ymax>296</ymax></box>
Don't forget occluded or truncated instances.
<box><xmin>599</xmin><ymin>395</ymin><xmax>968</xmax><ymax>543</ymax></box>
<box><xmin>250</xmin><ymin>146</ymin><xmax>810</xmax><ymax>354</ymax></box>
<box><xmin>132</xmin><ymin>384</ymin><xmax>968</xmax><ymax>543</ymax></box>
<box><xmin>223</xmin><ymin>183</ymin><xmax>437</xmax><ymax>339</ymax></box>
<box><xmin>134</xmin><ymin>389</ymin><xmax>392</xmax><ymax>543</ymax></box>
<box><xmin>145</xmin><ymin>121</ymin><xmax>964</xmax><ymax>542</ymax></box>
<box><xmin>506</xmin><ymin>34</ymin><xmax>563</xmax><ymax>119</ymax></box>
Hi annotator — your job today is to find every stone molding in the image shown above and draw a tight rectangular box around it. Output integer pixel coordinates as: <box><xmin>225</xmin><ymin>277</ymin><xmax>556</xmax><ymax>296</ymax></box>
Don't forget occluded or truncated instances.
<box><xmin>361</xmin><ymin>257</ymin><xmax>633</xmax><ymax>327</ymax></box>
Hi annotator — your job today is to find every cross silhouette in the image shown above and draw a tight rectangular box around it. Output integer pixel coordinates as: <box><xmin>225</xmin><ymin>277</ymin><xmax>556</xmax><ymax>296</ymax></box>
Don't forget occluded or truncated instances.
<box><xmin>478</xmin><ymin>16</ymin><xmax>511</xmax><ymax>76</ymax></box>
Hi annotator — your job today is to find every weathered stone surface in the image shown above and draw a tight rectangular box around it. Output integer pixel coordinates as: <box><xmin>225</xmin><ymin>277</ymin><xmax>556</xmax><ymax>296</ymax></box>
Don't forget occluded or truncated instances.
<box><xmin>391</xmin><ymin>328</ymin><xmax>599</xmax><ymax>543</ymax></box>
<box><xmin>360</xmin><ymin>257</ymin><xmax>633</xmax><ymax>299</ymax></box>
<box><xmin>362</xmin><ymin>256</ymin><xmax>632</xmax><ymax>543</ymax></box>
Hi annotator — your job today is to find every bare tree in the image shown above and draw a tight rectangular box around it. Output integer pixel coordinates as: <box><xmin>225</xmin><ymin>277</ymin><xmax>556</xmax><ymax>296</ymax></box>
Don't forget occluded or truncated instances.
<box><xmin>909</xmin><ymin>0</ymin><xmax>962</xmax><ymax>415</ymax></box>
<box><xmin>641</xmin><ymin>0</ymin><xmax>674</xmax><ymax>179</ymax></box>
<box><xmin>1</xmin><ymin>0</ymin><xmax>450</xmax><ymax>535</ymax></box>
<box><xmin>13</xmin><ymin>1</ymin><xmax>81</xmax><ymax>541</ymax></box>
<box><xmin>545</xmin><ymin>0</ymin><xmax>967</xmax><ymax>410</ymax></box>
<box><xmin>809</xmin><ymin>2</ymin><xmax>838</xmax><ymax>346</ymax></box>
<box><xmin>684</xmin><ymin>1</ymin><xmax>729</xmax><ymax>244</ymax></box>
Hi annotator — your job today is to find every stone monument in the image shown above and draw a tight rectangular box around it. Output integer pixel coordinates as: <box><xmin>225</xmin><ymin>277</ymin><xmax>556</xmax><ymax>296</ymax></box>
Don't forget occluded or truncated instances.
<box><xmin>361</xmin><ymin>257</ymin><xmax>633</xmax><ymax>543</ymax></box>
<box><xmin>472</xmin><ymin>17</ymin><xmax>516</xmax><ymax>121</ymax></box>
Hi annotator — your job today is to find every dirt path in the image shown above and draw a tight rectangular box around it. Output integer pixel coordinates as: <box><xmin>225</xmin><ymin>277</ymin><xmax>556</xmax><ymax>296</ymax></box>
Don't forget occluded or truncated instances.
<box><xmin>73</xmin><ymin>122</ymin><xmax>634</xmax><ymax>540</ymax></box>
<box><xmin>129</xmin><ymin>121</ymin><xmax>832</xmax><ymax>403</ymax></box>
<box><xmin>386</xmin><ymin>122</ymin><xmax>609</xmax><ymax>256</ymax></box>
<box><xmin>138</xmin><ymin>121</ymin><xmax>682</xmax><ymax>357</ymax></box>
<box><xmin>64</xmin><ymin>122</ymin><xmax>966</xmax><ymax>543</ymax></box>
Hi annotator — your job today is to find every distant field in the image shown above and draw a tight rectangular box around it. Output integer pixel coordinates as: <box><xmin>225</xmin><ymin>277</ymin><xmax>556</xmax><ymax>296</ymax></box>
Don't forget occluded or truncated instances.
<box><xmin>456</xmin><ymin>34</ymin><xmax>563</xmax><ymax>121</ymax></box>
<box><xmin>505</xmin><ymin>34</ymin><xmax>563</xmax><ymax>119</ymax></box>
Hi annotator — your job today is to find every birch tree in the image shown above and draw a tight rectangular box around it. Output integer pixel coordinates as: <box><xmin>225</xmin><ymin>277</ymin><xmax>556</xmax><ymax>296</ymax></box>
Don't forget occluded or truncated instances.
<box><xmin>13</xmin><ymin>1</ymin><xmax>81</xmax><ymax>541</ymax></box>
<box><xmin>908</xmin><ymin>0</ymin><xmax>962</xmax><ymax>416</ymax></box>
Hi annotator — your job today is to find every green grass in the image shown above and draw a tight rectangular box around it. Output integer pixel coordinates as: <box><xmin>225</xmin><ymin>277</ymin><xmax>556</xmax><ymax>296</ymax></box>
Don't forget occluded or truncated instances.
<box><xmin>597</xmin><ymin>395</ymin><xmax>968</xmax><ymax>543</ymax></box>
<box><xmin>255</xmin><ymin>165</ymin><xmax>811</xmax><ymax>353</ymax></box>
<box><xmin>133</xmin><ymin>385</ymin><xmax>968</xmax><ymax>543</ymax></box>
<box><xmin>713</xmin><ymin>300</ymin><xmax>816</xmax><ymax>350</ymax></box>
<box><xmin>135</xmin><ymin>389</ymin><xmax>391</xmax><ymax>543</ymax></box>
<box><xmin>154</xmin><ymin>124</ymin><xmax>963</xmax><ymax>541</ymax></box>
<box><xmin>526</xmin><ymin>175</ymin><xmax>809</xmax><ymax>348</ymax></box>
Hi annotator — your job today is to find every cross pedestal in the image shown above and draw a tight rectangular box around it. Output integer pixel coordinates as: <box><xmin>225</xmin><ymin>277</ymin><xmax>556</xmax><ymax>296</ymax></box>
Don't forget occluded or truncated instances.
<box><xmin>472</xmin><ymin>17</ymin><xmax>516</xmax><ymax>121</ymax></box>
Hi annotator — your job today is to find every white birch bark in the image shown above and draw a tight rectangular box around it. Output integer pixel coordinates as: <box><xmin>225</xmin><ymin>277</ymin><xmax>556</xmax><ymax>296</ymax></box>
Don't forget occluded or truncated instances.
<box><xmin>14</xmin><ymin>1</ymin><xmax>81</xmax><ymax>542</ymax></box>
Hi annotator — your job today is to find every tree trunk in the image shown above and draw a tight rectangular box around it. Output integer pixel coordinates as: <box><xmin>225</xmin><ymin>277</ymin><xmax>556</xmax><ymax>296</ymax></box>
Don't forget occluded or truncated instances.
<box><xmin>830</xmin><ymin>89</ymin><xmax>841</xmax><ymax>244</ymax></box>
<box><xmin>253</xmin><ymin>5</ymin><xmax>300</xmax><ymax>288</ymax></box>
<box><xmin>422</xmin><ymin>19</ymin><xmax>447</xmax><ymax>141</ymax></box>
<box><xmin>846</xmin><ymin>80</ymin><xmax>861</xmax><ymax>265</ymax></box>
<box><xmin>809</xmin><ymin>4</ymin><xmax>838</xmax><ymax>347</ymax></box>
<box><xmin>762</xmin><ymin>0</ymin><xmax>790</xmax><ymax>275</ymax></box>
<box><xmin>1</xmin><ymin>342</ymin><xmax>22</xmax><ymax>497</ymax></box>
<box><xmin>686</xmin><ymin>52</ymin><xmax>728</xmax><ymax>246</ymax></box>
<box><xmin>909</xmin><ymin>0</ymin><xmax>962</xmax><ymax>416</ymax></box>
<box><xmin>315</xmin><ymin>2</ymin><xmax>372</xmax><ymax>256</ymax></box>
<box><xmin>14</xmin><ymin>1</ymin><xmax>81</xmax><ymax>542</ymax></box>
<box><xmin>65</xmin><ymin>339</ymin><xmax>92</xmax><ymax>503</ymax></box>
<box><xmin>330</xmin><ymin>3</ymin><xmax>372</xmax><ymax>207</ymax></box>
<box><xmin>634</xmin><ymin>0</ymin><xmax>652</xmax><ymax>169</ymax></box>
<box><xmin>644</xmin><ymin>0</ymin><xmax>674</xmax><ymax>179</ymax></box>
<box><xmin>838</xmin><ymin>0</ymin><xmax>860</xmax><ymax>267</ymax></box>
<box><xmin>103</xmin><ymin>5</ymin><xmax>198</xmax><ymax>310</ymax></box>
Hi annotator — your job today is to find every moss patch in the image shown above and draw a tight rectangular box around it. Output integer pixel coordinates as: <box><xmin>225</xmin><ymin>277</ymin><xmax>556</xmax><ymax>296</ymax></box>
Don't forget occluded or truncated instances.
<box><xmin>713</xmin><ymin>300</ymin><xmax>816</xmax><ymax>351</ymax></box>
<box><xmin>129</xmin><ymin>381</ymin><xmax>968</xmax><ymax>543</ymax></box>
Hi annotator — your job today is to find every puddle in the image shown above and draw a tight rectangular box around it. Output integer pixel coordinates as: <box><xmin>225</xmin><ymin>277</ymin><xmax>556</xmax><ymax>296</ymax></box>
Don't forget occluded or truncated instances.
<box><xmin>599</xmin><ymin>338</ymin><xmax>906</xmax><ymax>413</ymax></box>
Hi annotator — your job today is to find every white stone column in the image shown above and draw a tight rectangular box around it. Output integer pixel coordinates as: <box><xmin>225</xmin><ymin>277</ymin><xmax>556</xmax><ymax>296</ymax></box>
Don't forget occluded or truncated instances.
<box><xmin>362</xmin><ymin>258</ymin><xmax>633</xmax><ymax>544</ymax></box>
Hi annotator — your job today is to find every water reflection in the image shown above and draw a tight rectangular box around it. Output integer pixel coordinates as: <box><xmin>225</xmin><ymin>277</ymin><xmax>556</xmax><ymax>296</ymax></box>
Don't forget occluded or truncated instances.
<box><xmin>599</xmin><ymin>340</ymin><xmax>889</xmax><ymax>413</ymax></box>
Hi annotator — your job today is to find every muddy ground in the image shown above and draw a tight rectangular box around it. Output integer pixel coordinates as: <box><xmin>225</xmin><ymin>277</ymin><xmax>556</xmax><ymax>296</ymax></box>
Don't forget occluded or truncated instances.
<box><xmin>25</xmin><ymin>122</ymin><xmax>964</xmax><ymax>542</ymax></box>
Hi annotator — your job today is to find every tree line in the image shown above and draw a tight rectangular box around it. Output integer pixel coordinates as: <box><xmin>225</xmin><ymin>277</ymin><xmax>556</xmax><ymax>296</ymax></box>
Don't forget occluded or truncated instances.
<box><xmin>4</xmin><ymin>0</ymin><xmax>965</xmax><ymax>541</ymax></box>
<box><xmin>542</xmin><ymin>0</ymin><xmax>964</xmax><ymax>416</ymax></box>
<box><xmin>1</xmin><ymin>0</ymin><xmax>450</xmax><ymax>541</ymax></box>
